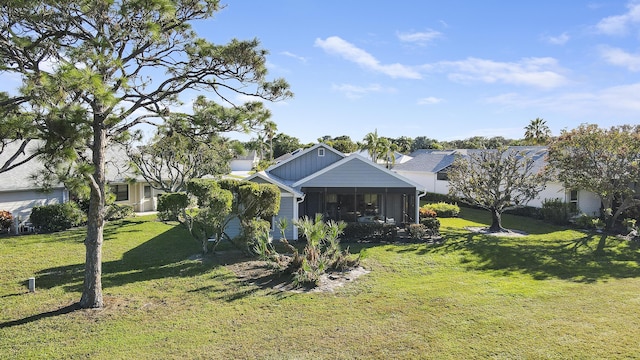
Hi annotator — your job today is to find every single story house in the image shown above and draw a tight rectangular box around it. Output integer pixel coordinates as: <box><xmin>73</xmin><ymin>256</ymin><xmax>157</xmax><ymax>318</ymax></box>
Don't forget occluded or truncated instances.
<box><xmin>245</xmin><ymin>143</ymin><xmax>426</xmax><ymax>240</ymax></box>
<box><xmin>392</xmin><ymin>146</ymin><xmax>601</xmax><ymax>216</ymax></box>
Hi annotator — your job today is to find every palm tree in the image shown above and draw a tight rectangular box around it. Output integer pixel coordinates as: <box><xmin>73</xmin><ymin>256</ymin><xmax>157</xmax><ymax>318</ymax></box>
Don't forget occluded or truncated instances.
<box><xmin>360</xmin><ymin>129</ymin><xmax>381</xmax><ymax>162</ymax></box>
<box><xmin>524</xmin><ymin>118</ymin><xmax>552</xmax><ymax>145</ymax></box>
<box><xmin>263</xmin><ymin>120</ymin><xmax>278</xmax><ymax>161</ymax></box>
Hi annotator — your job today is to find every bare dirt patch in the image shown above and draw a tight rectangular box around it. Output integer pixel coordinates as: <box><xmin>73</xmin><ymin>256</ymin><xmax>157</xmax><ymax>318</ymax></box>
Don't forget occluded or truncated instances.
<box><xmin>215</xmin><ymin>251</ymin><xmax>369</xmax><ymax>293</ymax></box>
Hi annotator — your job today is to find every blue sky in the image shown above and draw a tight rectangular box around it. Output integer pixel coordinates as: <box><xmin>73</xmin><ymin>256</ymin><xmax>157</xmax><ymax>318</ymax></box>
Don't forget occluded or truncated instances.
<box><xmin>202</xmin><ymin>0</ymin><xmax>640</xmax><ymax>143</ymax></box>
<box><xmin>2</xmin><ymin>1</ymin><xmax>639</xmax><ymax>145</ymax></box>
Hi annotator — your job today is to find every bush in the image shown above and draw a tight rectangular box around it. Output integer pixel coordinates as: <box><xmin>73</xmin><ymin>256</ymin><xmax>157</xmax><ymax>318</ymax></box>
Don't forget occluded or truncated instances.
<box><xmin>419</xmin><ymin>207</ymin><xmax>437</xmax><ymax>218</ymax></box>
<box><xmin>422</xmin><ymin>202</ymin><xmax>460</xmax><ymax>218</ymax></box>
<box><xmin>342</xmin><ymin>223</ymin><xmax>397</xmax><ymax>242</ymax></box>
<box><xmin>0</xmin><ymin>210</ymin><xmax>13</xmax><ymax>231</ymax></box>
<box><xmin>420</xmin><ymin>217</ymin><xmax>441</xmax><ymax>236</ymax></box>
<box><xmin>575</xmin><ymin>214</ymin><xmax>605</xmax><ymax>230</ymax></box>
<box><xmin>157</xmin><ymin>192</ymin><xmax>190</xmax><ymax>221</ymax></box>
<box><xmin>105</xmin><ymin>204</ymin><xmax>134</xmax><ymax>221</ymax></box>
<box><xmin>421</xmin><ymin>192</ymin><xmax>458</xmax><ymax>204</ymax></box>
<box><xmin>407</xmin><ymin>224</ymin><xmax>427</xmax><ymax>240</ymax></box>
<box><xmin>540</xmin><ymin>198</ymin><xmax>572</xmax><ymax>225</ymax></box>
<box><xmin>30</xmin><ymin>202</ymin><xmax>86</xmax><ymax>233</ymax></box>
<box><xmin>504</xmin><ymin>206</ymin><xmax>541</xmax><ymax>219</ymax></box>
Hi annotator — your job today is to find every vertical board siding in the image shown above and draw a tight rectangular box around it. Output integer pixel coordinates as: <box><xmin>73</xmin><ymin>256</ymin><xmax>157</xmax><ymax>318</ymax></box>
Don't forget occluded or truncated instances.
<box><xmin>271</xmin><ymin>149</ymin><xmax>342</xmax><ymax>181</ymax></box>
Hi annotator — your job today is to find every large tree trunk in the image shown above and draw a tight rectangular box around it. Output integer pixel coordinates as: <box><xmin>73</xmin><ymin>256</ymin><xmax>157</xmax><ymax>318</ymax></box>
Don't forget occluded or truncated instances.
<box><xmin>489</xmin><ymin>207</ymin><xmax>505</xmax><ymax>232</ymax></box>
<box><xmin>79</xmin><ymin>123</ymin><xmax>107</xmax><ymax>309</ymax></box>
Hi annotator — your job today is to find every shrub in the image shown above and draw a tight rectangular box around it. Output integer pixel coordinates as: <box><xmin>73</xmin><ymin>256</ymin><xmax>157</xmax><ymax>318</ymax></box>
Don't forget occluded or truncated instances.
<box><xmin>540</xmin><ymin>198</ymin><xmax>572</xmax><ymax>225</ymax></box>
<box><xmin>419</xmin><ymin>207</ymin><xmax>437</xmax><ymax>218</ymax></box>
<box><xmin>420</xmin><ymin>217</ymin><xmax>441</xmax><ymax>236</ymax></box>
<box><xmin>575</xmin><ymin>214</ymin><xmax>605</xmax><ymax>230</ymax></box>
<box><xmin>30</xmin><ymin>202</ymin><xmax>86</xmax><ymax>233</ymax></box>
<box><xmin>623</xmin><ymin>218</ymin><xmax>637</xmax><ymax>232</ymax></box>
<box><xmin>422</xmin><ymin>202</ymin><xmax>460</xmax><ymax>218</ymax></box>
<box><xmin>342</xmin><ymin>223</ymin><xmax>396</xmax><ymax>242</ymax></box>
<box><xmin>421</xmin><ymin>192</ymin><xmax>458</xmax><ymax>204</ymax></box>
<box><xmin>504</xmin><ymin>206</ymin><xmax>541</xmax><ymax>219</ymax></box>
<box><xmin>0</xmin><ymin>210</ymin><xmax>13</xmax><ymax>231</ymax></box>
<box><xmin>408</xmin><ymin>224</ymin><xmax>427</xmax><ymax>240</ymax></box>
<box><xmin>157</xmin><ymin>192</ymin><xmax>190</xmax><ymax>221</ymax></box>
<box><xmin>105</xmin><ymin>204</ymin><xmax>134</xmax><ymax>221</ymax></box>
<box><xmin>240</xmin><ymin>219</ymin><xmax>271</xmax><ymax>251</ymax></box>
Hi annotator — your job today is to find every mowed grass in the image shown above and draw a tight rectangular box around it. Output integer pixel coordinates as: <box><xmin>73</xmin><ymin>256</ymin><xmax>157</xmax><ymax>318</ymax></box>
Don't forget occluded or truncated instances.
<box><xmin>1</xmin><ymin>210</ymin><xmax>640</xmax><ymax>359</ymax></box>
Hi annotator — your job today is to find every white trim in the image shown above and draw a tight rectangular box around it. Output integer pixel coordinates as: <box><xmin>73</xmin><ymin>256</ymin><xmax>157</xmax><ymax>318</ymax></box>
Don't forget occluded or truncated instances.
<box><xmin>318</xmin><ymin>148</ymin><xmax>325</xmax><ymax>157</ymax></box>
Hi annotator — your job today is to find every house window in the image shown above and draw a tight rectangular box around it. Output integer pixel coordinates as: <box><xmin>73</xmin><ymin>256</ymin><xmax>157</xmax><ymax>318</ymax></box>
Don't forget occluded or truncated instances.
<box><xmin>318</xmin><ymin>148</ymin><xmax>325</xmax><ymax>157</ymax></box>
<box><xmin>569</xmin><ymin>190</ymin><xmax>578</xmax><ymax>212</ymax></box>
<box><xmin>144</xmin><ymin>185</ymin><xmax>151</xmax><ymax>199</ymax></box>
<box><xmin>110</xmin><ymin>184</ymin><xmax>129</xmax><ymax>201</ymax></box>
<box><xmin>436</xmin><ymin>171</ymin><xmax>449</xmax><ymax>181</ymax></box>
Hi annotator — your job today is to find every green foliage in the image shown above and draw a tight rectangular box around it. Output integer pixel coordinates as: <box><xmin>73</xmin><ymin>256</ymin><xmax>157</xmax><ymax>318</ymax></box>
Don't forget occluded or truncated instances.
<box><xmin>548</xmin><ymin>124</ymin><xmax>640</xmax><ymax>230</ymax></box>
<box><xmin>421</xmin><ymin>192</ymin><xmax>459</xmax><ymax>204</ymax></box>
<box><xmin>30</xmin><ymin>202</ymin><xmax>86</xmax><ymax>233</ymax></box>
<box><xmin>422</xmin><ymin>202</ymin><xmax>460</xmax><ymax>218</ymax></box>
<box><xmin>574</xmin><ymin>214</ymin><xmax>605</xmax><ymax>230</ymax></box>
<box><xmin>105</xmin><ymin>204</ymin><xmax>134</xmax><ymax>221</ymax></box>
<box><xmin>540</xmin><ymin>198</ymin><xmax>573</xmax><ymax>225</ymax></box>
<box><xmin>407</xmin><ymin>224</ymin><xmax>427</xmax><ymax>240</ymax></box>
<box><xmin>287</xmin><ymin>215</ymin><xmax>358</xmax><ymax>287</ymax></box>
<box><xmin>342</xmin><ymin>223</ymin><xmax>397</xmax><ymax>242</ymax></box>
<box><xmin>419</xmin><ymin>217</ymin><xmax>441</xmax><ymax>235</ymax></box>
<box><xmin>623</xmin><ymin>218</ymin><xmax>637</xmax><ymax>232</ymax></box>
<box><xmin>157</xmin><ymin>193</ymin><xmax>190</xmax><ymax>221</ymax></box>
<box><xmin>0</xmin><ymin>210</ymin><xmax>12</xmax><ymax>230</ymax></box>
<box><xmin>447</xmin><ymin>147</ymin><xmax>549</xmax><ymax>231</ymax></box>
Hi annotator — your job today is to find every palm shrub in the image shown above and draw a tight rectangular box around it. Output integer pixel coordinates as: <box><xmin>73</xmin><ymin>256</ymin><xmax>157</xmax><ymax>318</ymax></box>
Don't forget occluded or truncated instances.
<box><xmin>290</xmin><ymin>214</ymin><xmax>358</xmax><ymax>287</ymax></box>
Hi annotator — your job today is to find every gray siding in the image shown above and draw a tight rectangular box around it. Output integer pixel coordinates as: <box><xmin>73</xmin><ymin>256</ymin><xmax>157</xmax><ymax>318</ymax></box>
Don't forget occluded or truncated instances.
<box><xmin>271</xmin><ymin>148</ymin><xmax>342</xmax><ymax>181</ymax></box>
<box><xmin>273</xmin><ymin>195</ymin><xmax>295</xmax><ymax>240</ymax></box>
<box><xmin>300</xmin><ymin>159</ymin><xmax>415</xmax><ymax>188</ymax></box>
<box><xmin>0</xmin><ymin>188</ymin><xmax>66</xmax><ymax>220</ymax></box>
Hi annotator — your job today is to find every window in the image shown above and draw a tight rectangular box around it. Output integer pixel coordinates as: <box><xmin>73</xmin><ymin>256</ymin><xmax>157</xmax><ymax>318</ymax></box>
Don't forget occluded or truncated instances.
<box><xmin>569</xmin><ymin>190</ymin><xmax>578</xmax><ymax>212</ymax></box>
<box><xmin>436</xmin><ymin>171</ymin><xmax>449</xmax><ymax>181</ymax></box>
<box><xmin>110</xmin><ymin>184</ymin><xmax>129</xmax><ymax>201</ymax></box>
<box><xmin>144</xmin><ymin>185</ymin><xmax>151</xmax><ymax>199</ymax></box>
<box><xmin>318</xmin><ymin>148</ymin><xmax>325</xmax><ymax>157</ymax></box>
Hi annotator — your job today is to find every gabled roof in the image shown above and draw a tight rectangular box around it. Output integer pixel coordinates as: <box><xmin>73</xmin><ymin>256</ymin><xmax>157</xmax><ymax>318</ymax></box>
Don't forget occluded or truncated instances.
<box><xmin>395</xmin><ymin>147</ymin><xmax>549</xmax><ymax>174</ymax></box>
<box><xmin>245</xmin><ymin>171</ymin><xmax>304</xmax><ymax>198</ymax></box>
<box><xmin>266</xmin><ymin>143</ymin><xmax>345</xmax><ymax>172</ymax></box>
<box><xmin>292</xmin><ymin>153</ymin><xmax>426</xmax><ymax>191</ymax></box>
<box><xmin>393</xmin><ymin>149</ymin><xmax>457</xmax><ymax>173</ymax></box>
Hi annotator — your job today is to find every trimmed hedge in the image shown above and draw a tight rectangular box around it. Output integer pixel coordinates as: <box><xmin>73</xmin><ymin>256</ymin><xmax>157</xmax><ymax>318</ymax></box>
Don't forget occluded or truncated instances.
<box><xmin>422</xmin><ymin>202</ymin><xmax>460</xmax><ymax>218</ymax></box>
<box><xmin>157</xmin><ymin>193</ymin><xmax>190</xmax><ymax>221</ymax></box>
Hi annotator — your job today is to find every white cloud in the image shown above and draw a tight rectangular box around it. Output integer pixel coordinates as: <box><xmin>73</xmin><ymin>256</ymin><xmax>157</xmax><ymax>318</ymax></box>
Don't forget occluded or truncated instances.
<box><xmin>599</xmin><ymin>45</ymin><xmax>640</xmax><ymax>71</ymax></box>
<box><xmin>281</xmin><ymin>51</ymin><xmax>307</xmax><ymax>63</ymax></box>
<box><xmin>417</xmin><ymin>97</ymin><xmax>443</xmax><ymax>105</ymax></box>
<box><xmin>485</xmin><ymin>82</ymin><xmax>640</xmax><ymax>115</ymax></box>
<box><xmin>437</xmin><ymin>57</ymin><xmax>569</xmax><ymax>89</ymax></box>
<box><xmin>544</xmin><ymin>32</ymin><xmax>570</xmax><ymax>45</ymax></box>
<box><xmin>397</xmin><ymin>30</ymin><xmax>442</xmax><ymax>45</ymax></box>
<box><xmin>332</xmin><ymin>83</ymin><xmax>396</xmax><ymax>99</ymax></box>
<box><xmin>595</xmin><ymin>1</ymin><xmax>640</xmax><ymax>35</ymax></box>
<box><xmin>314</xmin><ymin>36</ymin><xmax>422</xmax><ymax>79</ymax></box>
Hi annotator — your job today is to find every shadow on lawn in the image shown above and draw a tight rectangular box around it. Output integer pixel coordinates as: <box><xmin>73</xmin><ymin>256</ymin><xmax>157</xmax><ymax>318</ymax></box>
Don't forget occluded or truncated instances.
<box><xmin>1</xmin><ymin>225</ymin><xmax>273</xmax><ymax>328</ymax></box>
<box><xmin>413</xmin><ymin>229</ymin><xmax>640</xmax><ymax>283</ymax></box>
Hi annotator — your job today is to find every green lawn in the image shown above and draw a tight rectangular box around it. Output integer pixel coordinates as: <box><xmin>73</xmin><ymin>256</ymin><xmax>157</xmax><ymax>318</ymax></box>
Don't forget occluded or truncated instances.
<box><xmin>1</xmin><ymin>210</ymin><xmax>639</xmax><ymax>359</ymax></box>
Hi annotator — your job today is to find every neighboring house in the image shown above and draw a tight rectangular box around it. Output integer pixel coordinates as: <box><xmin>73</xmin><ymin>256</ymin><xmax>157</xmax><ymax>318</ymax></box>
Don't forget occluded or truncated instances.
<box><xmin>0</xmin><ymin>141</ymin><xmax>69</xmax><ymax>232</ymax></box>
<box><xmin>245</xmin><ymin>143</ymin><xmax>426</xmax><ymax>240</ymax></box>
<box><xmin>392</xmin><ymin>146</ymin><xmax>601</xmax><ymax>216</ymax></box>
<box><xmin>230</xmin><ymin>150</ymin><xmax>259</xmax><ymax>174</ymax></box>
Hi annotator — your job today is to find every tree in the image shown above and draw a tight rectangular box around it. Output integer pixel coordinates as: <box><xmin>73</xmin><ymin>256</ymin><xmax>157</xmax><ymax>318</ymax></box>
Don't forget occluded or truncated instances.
<box><xmin>447</xmin><ymin>147</ymin><xmax>549</xmax><ymax>232</ymax></box>
<box><xmin>524</xmin><ymin>117</ymin><xmax>552</xmax><ymax>145</ymax></box>
<box><xmin>272</xmin><ymin>133</ymin><xmax>302</xmax><ymax>158</ymax></box>
<box><xmin>129</xmin><ymin>108</ymin><xmax>249</xmax><ymax>192</ymax></box>
<box><xmin>0</xmin><ymin>1</ymin><xmax>291</xmax><ymax>308</ymax></box>
<box><xmin>411</xmin><ymin>136</ymin><xmax>442</xmax><ymax>152</ymax></box>
<box><xmin>391</xmin><ymin>136</ymin><xmax>413</xmax><ymax>154</ymax></box>
<box><xmin>547</xmin><ymin>124</ymin><xmax>640</xmax><ymax>232</ymax></box>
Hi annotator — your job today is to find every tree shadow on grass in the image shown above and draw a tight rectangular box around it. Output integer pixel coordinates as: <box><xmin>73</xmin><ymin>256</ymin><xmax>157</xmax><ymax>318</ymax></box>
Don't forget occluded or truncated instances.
<box><xmin>413</xmin><ymin>229</ymin><xmax>640</xmax><ymax>283</ymax></box>
<box><xmin>0</xmin><ymin>225</ymin><xmax>271</xmax><ymax>328</ymax></box>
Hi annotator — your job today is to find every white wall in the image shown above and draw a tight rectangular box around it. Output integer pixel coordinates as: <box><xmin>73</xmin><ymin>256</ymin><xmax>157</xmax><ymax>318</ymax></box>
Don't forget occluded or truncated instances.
<box><xmin>0</xmin><ymin>188</ymin><xmax>67</xmax><ymax>221</ymax></box>
<box><xmin>578</xmin><ymin>190</ymin><xmax>601</xmax><ymax>216</ymax></box>
<box><xmin>528</xmin><ymin>182</ymin><xmax>566</xmax><ymax>208</ymax></box>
